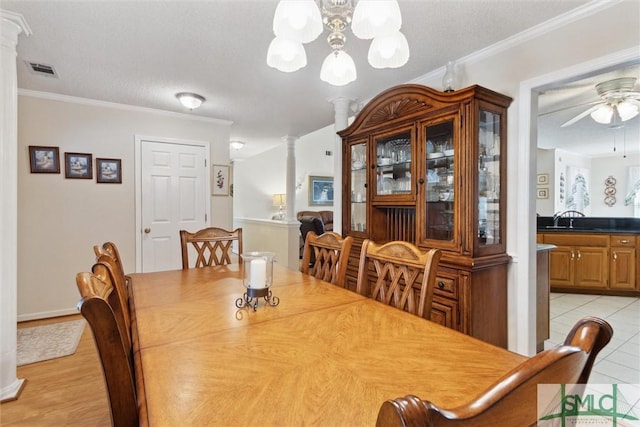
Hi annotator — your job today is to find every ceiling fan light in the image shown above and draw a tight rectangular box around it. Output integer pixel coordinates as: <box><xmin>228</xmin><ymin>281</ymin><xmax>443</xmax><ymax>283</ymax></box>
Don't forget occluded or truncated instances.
<box><xmin>367</xmin><ymin>31</ymin><xmax>409</xmax><ymax>69</ymax></box>
<box><xmin>267</xmin><ymin>37</ymin><xmax>307</xmax><ymax>72</ymax></box>
<box><xmin>590</xmin><ymin>104</ymin><xmax>614</xmax><ymax>124</ymax></box>
<box><xmin>320</xmin><ymin>50</ymin><xmax>357</xmax><ymax>86</ymax></box>
<box><xmin>617</xmin><ymin>100</ymin><xmax>639</xmax><ymax>121</ymax></box>
<box><xmin>352</xmin><ymin>0</ymin><xmax>402</xmax><ymax>39</ymax></box>
<box><xmin>273</xmin><ymin>0</ymin><xmax>322</xmax><ymax>43</ymax></box>
<box><xmin>176</xmin><ymin>92</ymin><xmax>205</xmax><ymax>109</ymax></box>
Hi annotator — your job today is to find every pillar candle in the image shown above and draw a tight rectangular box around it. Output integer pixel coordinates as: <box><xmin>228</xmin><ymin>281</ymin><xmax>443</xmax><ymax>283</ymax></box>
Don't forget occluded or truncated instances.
<box><xmin>250</xmin><ymin>259</ymin><xmax>267</xmax><ymax>289</ymax></box>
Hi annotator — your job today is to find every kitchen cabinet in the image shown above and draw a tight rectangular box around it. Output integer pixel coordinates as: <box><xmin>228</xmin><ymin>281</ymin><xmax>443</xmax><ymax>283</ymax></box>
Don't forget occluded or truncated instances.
<box><xmin>340</xmin><ymin>84</ymin><xmax>512</xmax><ymax>347</ymax></box>
<box><xmin>541</xmin><ymin>232</ymin><xmax>639</xmax><ymax>296</ymax></box>
<box><xmin>610</xmin><ymin>235</ymin><xmax>636</xmax><ymax>290</ymax></box>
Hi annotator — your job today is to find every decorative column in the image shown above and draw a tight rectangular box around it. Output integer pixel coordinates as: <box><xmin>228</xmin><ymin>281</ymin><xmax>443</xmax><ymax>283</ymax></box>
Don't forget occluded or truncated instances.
<box><xmin>1</xmin><ymin>10</ymin><xmax>31</xmax><ymax>402</ymax></box>
<box><xmin>283</xmin><ymin>135</ymin><xmax>297</xmax><ymax>222</ymax></box>
<box><xmin>283</xmin><ymin>135</ymin><xmax>299</xmax><ymax>269</ymax></box>
<box><xmin>330</xmin><ymin>97</ymin><xmax>352</xmax><ymax>234</ymax></box>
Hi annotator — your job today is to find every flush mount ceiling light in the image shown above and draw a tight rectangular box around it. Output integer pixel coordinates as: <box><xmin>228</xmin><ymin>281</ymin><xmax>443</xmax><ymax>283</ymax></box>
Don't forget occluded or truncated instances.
<box><xmin>267</xmin><ymin>0</ymin><xmax>409</xmax><ymax>86</ymax></box>
<box><xmin>176</xmin><ymin>92</ymin><xmax>205</xmax><ymax>110</ymax></box>
<box><xmin>230</xmin><ymin>140</ymin><xmax>245</xmax><ymax>150</ymax></box>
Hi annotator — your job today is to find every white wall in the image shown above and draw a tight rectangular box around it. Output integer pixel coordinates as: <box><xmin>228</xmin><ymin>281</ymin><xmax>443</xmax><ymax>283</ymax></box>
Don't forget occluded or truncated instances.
<box><xmin>17</xmin><ymin>93</ymin><xmax>232</xmax><ymax>320</ymax></box>
<box><xmin>233</xmin><ymin>125</ymin><xmax>336</xmax><ymax>221</ymax></box>
<box><xmin>590</xmin><ymin>153</ymin><xmax>640</xmax><ymax>217</ymax></box>
<box><xmin>537</xmin><ymin>148</ymin><xmax>640</xmax><ymax>217</ymax></box>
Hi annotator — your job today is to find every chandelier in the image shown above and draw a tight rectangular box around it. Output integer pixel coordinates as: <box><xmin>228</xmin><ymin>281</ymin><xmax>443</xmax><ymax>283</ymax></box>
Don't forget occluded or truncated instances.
<box><xmin>266</xmin><ymin>0</ymin><xmax>409</xmax><ymax>86</ymax></box>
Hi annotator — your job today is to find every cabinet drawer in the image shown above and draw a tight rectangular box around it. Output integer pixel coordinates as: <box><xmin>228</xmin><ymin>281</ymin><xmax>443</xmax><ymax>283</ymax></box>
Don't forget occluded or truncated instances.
<box><xmin>544</xmin><ymin>233</ymin><xmax>608</xmax><ymax>247</ymax></box>
<box><xmin>434</xmin><ymin>275</ymin><xmax>457</xmax><ymax>298</ymax></box>
<box><xmin>610</xmin><ymin>235</ymin><xmax>636</xmax><ymax>247</ymax></box>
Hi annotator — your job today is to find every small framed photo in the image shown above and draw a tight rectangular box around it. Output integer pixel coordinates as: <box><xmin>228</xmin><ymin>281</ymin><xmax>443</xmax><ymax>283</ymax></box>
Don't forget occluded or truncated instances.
<box><xmin>29</xmin><ymin>145</ymin><xmax>60</xmax><ymax>173</ymax></box>
<box><xmin>309</xmin><ymin>175</ymin><xmax>334</xmax><ymax>206</ymax></box>
<box><xmin>536</xmin><ymin>173</ymin><xmax>549</xmax><ymax>185</ymax></box>
<box><xmin>65</xmin><ymin>152</ymin><xmax>93</xmax><ymax>179</ymax></box>
<box><xmin>96</xmin><ymin>158</ymin><xmax>122</xmax><ymax>183</ymax></box>
<box><xmin>212</xmin><ymin>164</ymin><xmax>230</xmax><ymax>196</ymax></box>
<box><xmin>536</xmin><ymin>188</ymin><xmax>549</xmax><ymax>199</ymax></box>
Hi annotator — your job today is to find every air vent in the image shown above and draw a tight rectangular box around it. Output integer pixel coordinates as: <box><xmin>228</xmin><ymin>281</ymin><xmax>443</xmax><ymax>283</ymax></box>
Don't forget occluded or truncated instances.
<box><xmin>25</xmin><ymin>61</ymin><xmax>58</xmax><ymax>78</ymax></box>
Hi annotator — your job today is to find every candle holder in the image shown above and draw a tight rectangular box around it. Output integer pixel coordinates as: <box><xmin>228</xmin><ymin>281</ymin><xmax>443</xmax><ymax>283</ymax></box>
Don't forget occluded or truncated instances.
<box><xmin>235</xmin><ymin>251</ymin><xmax>279</xmax><ymax>311</ymax></box>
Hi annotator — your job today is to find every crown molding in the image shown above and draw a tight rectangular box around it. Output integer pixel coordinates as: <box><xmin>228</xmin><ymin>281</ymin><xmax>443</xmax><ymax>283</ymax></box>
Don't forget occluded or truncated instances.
<box><xmin>17</xmin><ymin>89</ymin><xmax>233</xmax><ymax>126</ymax></box>
<box><xmin>412</xmin><ymin>0</ymin><xmax>623</xmax><ymax>86</ymax></box>
<box><xmin>1</xmin><ymin>9</ymin><xmax>32</xmax><ymax>36</ymax></box>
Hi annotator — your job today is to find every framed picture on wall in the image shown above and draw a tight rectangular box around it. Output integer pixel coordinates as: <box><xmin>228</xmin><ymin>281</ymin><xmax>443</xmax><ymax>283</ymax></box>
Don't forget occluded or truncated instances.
<box><xmin>64</xmin><ymin>152</ymin><xmax>93</xmax><ymax>179</ymax></box>
<box><xmin>537</xmin><ymin>188</ymin><xmax>549</xmax><ymax>199</ymax></box>
<box><xmin>536</xmin><ymin>173</ymin><xmax>549</xmax><ymax>185</ymax></box>
<box><xmin>29</xmin><ymin>145</ymin><xmax>60</xmax><ymax>173</ymax></box>
<box><xmin>96</xmin><ymin>158</ymin><xmax>122</xmax><ymax>183</ymax></box>
<box><xmin>309</xmin><ymin>175</ymin><xmax>334</xmax><ymax>206</ymax></box>
<box><xmin>212</xmin><ymin>164</ymin><xmax>230</xmax><ymax>196</ymax></box>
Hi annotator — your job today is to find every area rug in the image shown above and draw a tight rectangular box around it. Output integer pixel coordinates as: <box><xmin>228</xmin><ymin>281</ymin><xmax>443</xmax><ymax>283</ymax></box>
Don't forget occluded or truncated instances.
<box><xmin>17</xmin><ymin>319</ymin><xmax>85</xmax><ymax>366</ymax></box>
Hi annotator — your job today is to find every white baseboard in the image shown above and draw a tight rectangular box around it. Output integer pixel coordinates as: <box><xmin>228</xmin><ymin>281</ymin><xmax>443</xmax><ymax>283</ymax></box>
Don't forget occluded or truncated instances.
<box><xmin>17</xmin><ymin>307</ymin><xmax>78</xmax><ymax>322</ymax></box>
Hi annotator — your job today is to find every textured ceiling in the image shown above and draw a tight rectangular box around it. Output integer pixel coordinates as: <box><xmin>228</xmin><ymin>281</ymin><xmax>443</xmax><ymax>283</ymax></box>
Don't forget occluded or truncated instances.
<box><xmin>6</xmin><ymin>0</ymin><xmax>628</xmax><ymax>159</ymax></box>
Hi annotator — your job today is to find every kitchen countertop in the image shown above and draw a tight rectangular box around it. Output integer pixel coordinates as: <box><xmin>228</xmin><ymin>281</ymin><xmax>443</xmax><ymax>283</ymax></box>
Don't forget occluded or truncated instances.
<box><xmin>537</xmin><ymin>216</ymin><xmax>640</xmax><ymax>235</ymax></box>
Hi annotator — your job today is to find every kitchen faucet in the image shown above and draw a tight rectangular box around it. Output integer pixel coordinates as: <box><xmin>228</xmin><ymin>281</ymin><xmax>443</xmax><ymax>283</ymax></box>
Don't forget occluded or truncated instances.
<box><xmin>552</xmin><ymin>211</ymin><xmax>562</xmax><ymax>227</ymax></box>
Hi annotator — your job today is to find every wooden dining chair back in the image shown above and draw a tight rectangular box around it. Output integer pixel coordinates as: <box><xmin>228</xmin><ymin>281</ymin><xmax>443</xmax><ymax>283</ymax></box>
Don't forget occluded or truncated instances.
<box><xmin>376</xmin><ymin>316</ymin><xmax>613</xmax><ymax>427</ymax></box>
<box><xmin>91</xmin><ymin>259</ymin><xmax>131</xmax><ymax>350</ymax></box>
<box><xmin>76</xmin><ymin>271</ymin><xmax>138</xmax><ymax>427</ymax></box>
<box><xmin>301</xmin><ymin>231</ymin><xmax>353</xmax><ymax>287</ymax></box>
<box><xmin>180</xmin><ymin>227</ymin><xmax>243</xmax><ymax>269</ymax></box>
<box><xmin>93</xmin><ymin>241</ymin><xmax>127</xmax><ymax>281</ymax></box>
<box><xmin>356</xmin><ymin>239</ymin><xmax>442</xmax><ymax>319</ymax></box>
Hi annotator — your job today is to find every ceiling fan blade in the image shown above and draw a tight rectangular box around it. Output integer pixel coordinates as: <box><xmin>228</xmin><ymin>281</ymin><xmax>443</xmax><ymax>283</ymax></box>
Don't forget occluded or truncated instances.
<box><xmin>538</xmin><ymin>99</ymin><xmax>601</xmax><ymax>117</ymax></box>
<box><xmin>560</xmin><ymin>103</ymin><xmax>603</xmax><ymax>127</ymax></box>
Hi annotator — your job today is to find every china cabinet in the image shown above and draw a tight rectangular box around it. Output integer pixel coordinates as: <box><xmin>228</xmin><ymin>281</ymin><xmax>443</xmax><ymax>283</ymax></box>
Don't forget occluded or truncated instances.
<box><xmin>340</xmin><ymin>84</ymin><xmax>512</xmax><ymax>347</ymax></box>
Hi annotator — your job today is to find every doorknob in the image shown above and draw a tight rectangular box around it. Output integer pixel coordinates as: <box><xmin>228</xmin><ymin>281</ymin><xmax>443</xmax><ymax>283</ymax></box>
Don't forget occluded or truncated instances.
<box><xmin>144</xmin><ymin>227</ymin><xmax>151</xmax><ymax>234</ymax></box>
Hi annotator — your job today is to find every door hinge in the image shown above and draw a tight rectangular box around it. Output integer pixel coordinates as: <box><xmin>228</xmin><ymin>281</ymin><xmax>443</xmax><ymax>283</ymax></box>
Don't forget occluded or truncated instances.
<box><xmin>204</xmin><ymin>159</ymin><xmax>207</xmax><ymax>167</ymax></box>
<box><xmin>205</xmin><ymin>213</ymin><xmax>208</xmax><ymax>223</ymax></box>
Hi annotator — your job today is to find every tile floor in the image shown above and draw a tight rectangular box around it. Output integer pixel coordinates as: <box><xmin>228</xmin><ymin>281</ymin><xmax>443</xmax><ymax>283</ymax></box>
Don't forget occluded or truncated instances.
<box><xmin>545</xmin><ymin>292</ymin><xmax>639</xmax><ymax>384</ymax></box>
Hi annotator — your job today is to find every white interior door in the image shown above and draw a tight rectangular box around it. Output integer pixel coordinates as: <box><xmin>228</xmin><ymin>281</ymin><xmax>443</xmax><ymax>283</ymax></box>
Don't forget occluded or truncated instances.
<box><xmin>137</xmin><ymin>137</ymin><xmax>209</xmax><ymax>272</ymax></box>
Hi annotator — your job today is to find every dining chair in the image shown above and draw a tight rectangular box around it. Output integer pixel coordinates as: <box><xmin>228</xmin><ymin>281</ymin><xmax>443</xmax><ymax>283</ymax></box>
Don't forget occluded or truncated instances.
<box><xmin>356</xmin><ymin>239</ymin><xmax>442</xmax><ymax>320</ymax></box>
<box><xmin>90</xmin><ymin>260</ymin><xmax>132</xmax><ymax>351</ymax></box>
<box><xmin>375</xmin><ymin>316</ymin><xmax>613</xmax><ymax>427</ymax></box>
<box><xmin>76</xmin><ymin>271</ymin><xmax>139</xmax><ymax>427</ymax></box>
<box><xmin>94</xmin><ymin>241</ymin><xmax>131</xmax><ymax>295</ymax></box>
<box><xmin>301</xmin><ymin>231</ymin><xmax>353</xmax><ymax>288</ymax></box>
<box><xmin>93</xmin><ymin>241</ymin><xmax>127</xmax><ymax>280</ymax></box>
<box><xmin>180</xmin><ymin>227</ymin><xmax>243</xmax><ymax>269</ymax></box>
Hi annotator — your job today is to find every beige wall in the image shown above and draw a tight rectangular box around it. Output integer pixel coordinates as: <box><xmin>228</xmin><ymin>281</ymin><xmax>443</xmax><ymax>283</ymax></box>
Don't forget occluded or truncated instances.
<box><xmin>17</xmin><ymin>94</ymin><xmax>232</xmax><ymax>320</ymax></box>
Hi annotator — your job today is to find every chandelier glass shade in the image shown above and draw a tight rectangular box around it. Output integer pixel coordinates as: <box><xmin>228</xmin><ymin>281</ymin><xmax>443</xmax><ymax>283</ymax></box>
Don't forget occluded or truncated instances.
<box><xmin>267</xmin><ymin>0</ymin><xmax>409</xmax><ymax>86</ymax></box>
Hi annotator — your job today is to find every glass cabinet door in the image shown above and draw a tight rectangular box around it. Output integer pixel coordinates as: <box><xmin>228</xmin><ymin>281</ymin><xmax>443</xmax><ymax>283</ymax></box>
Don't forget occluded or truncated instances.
<box><xmin>350</xmin><ymin>141</ymin><xmax>367</xmax><ymax>233</ymax></box>
<box><xmin>373</xmin><ymin>130</ymin><xmax>412</xmax><ymax>199</ymax></box>
<box><xmin>424</xmin><ymin>120</ymin><xmax>455</xmax><ymax>243</ymax></box>
<box><xmin>478</xmin><ymin>109</ymin><xmax>502</xmax><ymax>246</ymax></box>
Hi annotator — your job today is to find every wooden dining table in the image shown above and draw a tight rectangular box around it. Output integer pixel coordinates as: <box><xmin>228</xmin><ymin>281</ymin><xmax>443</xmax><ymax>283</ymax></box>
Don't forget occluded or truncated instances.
<box><xmin>128</xmin><ymin>263</ymin><xmax>526</xmax><ymax>426</ymax></box>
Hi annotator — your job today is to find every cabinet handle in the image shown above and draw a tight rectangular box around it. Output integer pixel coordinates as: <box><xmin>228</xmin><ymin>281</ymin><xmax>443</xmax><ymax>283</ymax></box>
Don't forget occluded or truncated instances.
<box><xmin>438</xmin><ymin>281</ymin><xmax>445</xmax><ymax>289</ymax></box>
<box><xmin>570</xmin><ymin>251</ymin><xmax>575</xmax><ymax>260</ymax></box>
<box><xmin>619</xmin><ymin>239</ymin><xmax>629</xmax><ymax>244</ymax></box>
<box><xmin>613</xmin><ymin>252</ymin><xmax>617</xmax><ymax>261</ymax></box>
<box><xmin>576</xmin><ymin>250</ymin><xmax>581</xmax><ymax>261</ymax></box>
<box><xmin>418</xmin><ymin>178</ymin><xmax>425</xmax><ymax>184</ymax></box>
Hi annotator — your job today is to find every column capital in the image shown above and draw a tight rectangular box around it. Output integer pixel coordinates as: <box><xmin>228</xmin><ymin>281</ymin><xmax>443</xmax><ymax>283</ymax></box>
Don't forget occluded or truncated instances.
<box><xmin>1</xmin><ymin>10</ymin><xmax>32</xmax><ymax>38</ymax></box>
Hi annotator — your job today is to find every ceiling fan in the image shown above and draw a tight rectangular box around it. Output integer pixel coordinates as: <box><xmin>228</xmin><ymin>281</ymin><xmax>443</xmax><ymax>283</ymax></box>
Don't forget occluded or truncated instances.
<box><xmin>560</xmin><ymin>77</ymin><xmax>640</xmax><ymax>127</ymax></box>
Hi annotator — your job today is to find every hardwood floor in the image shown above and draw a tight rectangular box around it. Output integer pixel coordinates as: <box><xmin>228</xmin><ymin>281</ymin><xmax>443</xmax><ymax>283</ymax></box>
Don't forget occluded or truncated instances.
<box><xmin>1</xmin><ymin>314</ymin><xmax>111</xmax><ymax>426</ymax></box>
